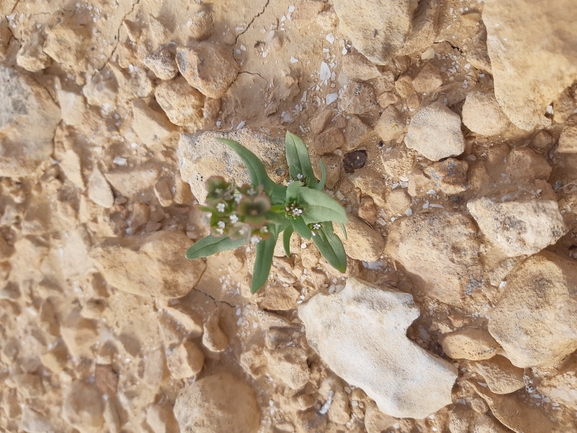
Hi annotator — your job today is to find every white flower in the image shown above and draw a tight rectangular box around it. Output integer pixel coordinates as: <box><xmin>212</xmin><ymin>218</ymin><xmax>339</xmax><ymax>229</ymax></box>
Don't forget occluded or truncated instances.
<box><xmin>230</xmin><ymin>214</ymin><xmax>239</xmax><ymax>223</ymax></box>
<box><xmin>250</xmin><ymin>235</ymin><xmax>262</xmax><ymax>244</ymax></box>
<box><xmin>217</xmin><ymin>221</ymin><xmax>226</xmax><ymax>229</ymax></box>
<box><xmin>297</xmin><ymin>173</ymin><xmax>304</xmax><ymax>180</ymax></box>
<box><xmin>216</xmin><ymin>203</ymin><xmax>226</xmax><ymax>213</ymax></box>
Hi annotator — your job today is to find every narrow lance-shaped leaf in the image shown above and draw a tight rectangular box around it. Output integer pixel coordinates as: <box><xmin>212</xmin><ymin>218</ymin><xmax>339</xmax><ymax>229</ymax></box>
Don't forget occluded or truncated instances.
<box><xmin>285</xmin><ymin>132</ymin><xmax>318</xmax><ymax>188</ymax></box>
<box><xmin>186</xmin><ymin>235</ymin><xmax>246</xmax><ymax>259</ymax></box>
<box><xmin>298</xmin><ymin>188</ymin><xmax>348</xmax><ymax>224</ymax></box>
<box><xmin>312</xmin><ymin>223</ymin><xmax>347</xmax><ymax>273</ymax></box>
<box><xmin>291</xmin><ymin>216</ymin><xmax>312</xmax><ymax>240</ymax></box>
<box><xmin>251</xmin><ymin>226</ymin><xmax>281</xmax><ymax>293</ymax></box>
<box><xmin>315</xmin><ymin>159</ymin><xmax>327</xmax><ymax>191</ymax></box>
<box><xmin>283</xmin><ymin>225</ymin><xmax>294</xmax><ymax>257</ymax></box>
<box><xmin>286</xmin><ymin>180</ymin><xmax>303</xmax><ymax>202</ymax></box>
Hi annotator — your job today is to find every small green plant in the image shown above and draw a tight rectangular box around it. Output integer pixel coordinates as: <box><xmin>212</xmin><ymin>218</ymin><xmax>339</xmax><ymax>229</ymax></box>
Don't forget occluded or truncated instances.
<box><xmin>185</xmin><ymin>132</ymin><xmax>348</xmax><ymax>293</ymax></box>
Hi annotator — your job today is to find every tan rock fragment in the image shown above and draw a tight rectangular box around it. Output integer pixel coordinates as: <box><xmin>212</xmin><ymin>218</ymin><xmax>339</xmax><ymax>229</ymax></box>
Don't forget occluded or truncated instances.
<box><xmin>467</xmin><ymin>198</ymin><xmax>567</xmax><ymax>258</ymax></box>
<box><xmin>165</xmin><ymin>341</ymin><xmax>205</xmax><ymax>379</ymax></box>
<box><xmin>558</xmin><ymin>113</ymin><xmax>577</xmax><ymax>153</ymax></box>
<box><xmin>154</xmin><ymin>178</ymin><xmax>173</xmax><ymax>207</ymax></box>
<box><xmin>174</xmin><ymin>175</ymin><xmax>194</xmax><ymax>204</ymax></box>
<box><xmin>264</xmin><ymin>347</ymin><xmax>309</xmax><ymax>389</ymax></box>
<box><xmin>375</xmin><ymin>106</ymin><xmax>406</xmax><ymax>143</ymax></box>
<box><xmin>424</xmin><ymin>158</ymin><xmax>468</xmax><ymax>195</ymax></box>
<box><xmin>342</xmin><ymin>51</ymin><xmax>380</xmax><ymax>81</ymax></box>
<box><xmin>488</xmin><ymin>252</ymin><xmax>577</xmax><ymax>368</ymax></box>
<box><xmin>57</xmin><ymin>89</ymin><xmax>87</xmax><ymax>127</ymax></box>
<box><xmin>537</xmin><ymin>354</ymin><xmax>577</xmax><ymax>410</ymax></box>
<box><xmin>60</xmin><ymin>149</ymin><xmax>84</xmax><ymax>189</ymax></box>
<box><xmin>144</xmin><ymin>46</ymin><xmax>179</xmax><ymax>80</ymax></box>
<box><xmin>44</xmin><ymin>23</ymin><xmax>88</xmax><ymax>69</ymax></box>
<box><xmin>473</xmin><ymin>355</ymin><xmax>525</xmax><ymax>394</ymax></box>
<box><xmin>441</xmin><ymin>328</ymin><xmax>500</xmax><ymax>361</ymax></box>
<box><xmin>412</xmin><ymin>63</ymin><xmax>442</xmax><ymax>94</ymax></box>
<box><xmin>89</xmin><ymin>231</ymin><xmax>205</xmax><ymax>299</ymax></box>
<box><xmin>61</xmin><ymin>312</ymin><xmax>98</xmax><ymax>360</ymax></box>
<box><xmin>343</xmin><ymin>215</ymin><xmax>384</xmax><ymax>262</ymax></box>
<box><xmin>87</xmin><ymin>167</ymin><xmax>114</xmax><ymax>209</ymax></box>
<box><xmin>386</xmin><ymin>212</ymin><xmax>482</xmax><ymax>305</ymax></box>
<box><xmin>462</xmin><ymin>91</ymin><xmax>510</xmax><ymax>136</ymax></box>
<box><xmin>62</xmin><ymin>381</ymin><xmax>105</xmax><ymax>432</ymax></box>
<box><xmin>174</xmin><ymin>373</ymin><xmax>260</xmax><ymax>433</ymax></box>
<box><xmin>17</xmin><ymin>31</ymin><xmax>51</xmax><ymax>72</ymax></box>
<box><xmin>104</xmin><ymin>167</ymin><xmax>160</xmax><ymax>197</ymax></box>
<box><xmin>146</xmin><ymin>404</ymin><xmax>180</xmax><ymax>433</ymax></box>
<box><xmin>132</xmin><ymin>99</ymin><xmax>174</xmax><ymax>146</ymax></box>
<box><xmin>338</xmin><ymin>81</ymin><xmax>378</xmax><ymax>114</ymax></box>
<box><xmin>202</xmin><ymin>313</ymin><xmax>229</xmax><ymax>352</ymax></box>
<box><xmin>20</xmin><ymin>406</ymin><xmax>52</xmax><ymax>433</ymax></box>
<box><xmin>188</xmin><ymin>7</ymin><xmax>214</xmax><ymax>41</ymax></box>
<box><xmin>313</xmin><ymin>127</ymin><xmax>345</xmax><ymax>155</ymax></box>
<box><xmin>404</xmin><ymin>102</ymin><xmax>465</xmax><ymax>161</ymax></box>
<box><xmin>176</xmin><ymin>43</ymin><xmax>239</xmax><ymax>98</ymax></box>
<box><xmin>155</xmin><ymin>77</ymin><xmax>205</xmax><ymax>126</ymax></box>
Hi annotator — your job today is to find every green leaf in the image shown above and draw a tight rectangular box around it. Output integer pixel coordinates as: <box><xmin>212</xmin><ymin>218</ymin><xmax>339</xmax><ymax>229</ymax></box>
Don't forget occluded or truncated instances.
<box><xmin>265</xmin><ymin>210</ymin><xmax>289</xmax><ymax>227</ymax></box>
<box><xmin>286</xmin><ymin>181</ymin><xmax>303</xmax><ymax>202</ymax></box>
<box><xmin>283</xmin><ymin>225</ymin><xmax>294</xmax><ymax>257</ymax></box>
<box><xmin>185</xmin><ymin>235</ymin><xmax>245</xmax><ymax>259</ymax></box>
<box><xmin>219</xmin><ymin>138</ymin><xmax>271</xmax><ymax>187</ymax></box>
<box><xmin>298</xmin><ymin>188</ymin><xmax>348</xmax><ymax>224</ymax></box>
<box><xmin>291</xmin><ymin>216</ymin><xmax>312</xmax><ymax>239</ymax></box>
<box><xmin>313</xmin><ymin>224</ymin><xmax>347</xmax><ymax>272</ymax></box>
<box><xmin>338</xmin><ymin>222</ymin><xmax>348</xmax><ymax>240</ymax></box>
<box><xmin>316</xmin><ymin>159</ymin><xmax>327</xmax><ymax>190</ymax></box>
<box><xmin>285</xmin><ymin>132</ymin><xmax>318</xmax><ymax>188</ymax></box>
<box><xmin>251</xmin><ymin>227</ymin><xmax>280</xmax><ymax>293</ymax></box>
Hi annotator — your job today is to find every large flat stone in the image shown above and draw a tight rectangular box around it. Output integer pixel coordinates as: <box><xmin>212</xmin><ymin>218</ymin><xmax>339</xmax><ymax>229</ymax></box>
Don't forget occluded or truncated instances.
<box><xmin>298</xmin><ymin>278</ymin><xmax>457</xmax><ymax>419</ymax></box>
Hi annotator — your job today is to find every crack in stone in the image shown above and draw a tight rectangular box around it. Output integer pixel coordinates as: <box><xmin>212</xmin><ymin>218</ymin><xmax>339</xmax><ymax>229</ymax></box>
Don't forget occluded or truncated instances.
<box><xmin>96</xmin><ymin>0</ymin><xmax>141</xmax><ymax>73</ymax></box>
<box><xmin>234</xmin><ymin>0</ymin><xmax>270</xmax><ymax>45</ymax></box>
<box><xmin>192</xmin><ymin>286</ymin><xmax>236</xmax><ymax>309</ymax></box>
<box><xmin>9</xmin><ymin>0</ymin><xmax>21</xmax><ymax>15</ymax></box>
<box><xmin>238</xmin><ymin>70</ymin><xmax>266</xmax><ymax>82</ymax></box>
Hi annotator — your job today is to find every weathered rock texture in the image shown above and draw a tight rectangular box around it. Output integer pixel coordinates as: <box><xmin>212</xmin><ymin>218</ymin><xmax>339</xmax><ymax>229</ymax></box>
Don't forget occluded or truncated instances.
<box><xmin>299</xmin><ymin>278</ymin><xmax>457</xmax><ymax>419</ymax></box>
<box><xmin>173</xmin><ymin>373</ymin><xmax>260</xmax><ymax>433</ymax></box>
<box><xmin>488</xmin><ymin>252</ymin><xmax>577</xmax><ymax>368</ymax></box>
<box><xmin>0</xmin><ymin>66</ymin><xmax>61</xmax><ymax>176</ymax></box>
<box><xmin>483</xmin><ymin>0</ymin><xmax>577</xmax><ymax>130</ymax></box>
<box><xmin>385</xmin><ymin>212</ymin><xmax>483</xmax><ymax>305</ymax></box>
<box><xmin>467</xmin><ymin>198</ymin><xmax>567</xmax><ymax>258</ymax></box>
<box><xmin>89</xmin><ymin>231</ymin><xmax>205</xmax><ymax>299</ymax></box>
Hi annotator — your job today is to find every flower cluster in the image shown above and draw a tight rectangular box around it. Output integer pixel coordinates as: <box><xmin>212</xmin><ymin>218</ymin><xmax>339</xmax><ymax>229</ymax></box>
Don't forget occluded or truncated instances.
<box><xmin>199</xmin><ymin>176</ymin><xmax>271</xmax><ymax>244</ymax></box>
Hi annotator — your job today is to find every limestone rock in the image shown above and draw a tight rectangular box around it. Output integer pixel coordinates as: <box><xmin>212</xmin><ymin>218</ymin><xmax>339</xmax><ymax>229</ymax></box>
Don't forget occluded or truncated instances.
<box><xmin>342</xmin><ymin>52</ymin><xmax>380</xmax><ymax>81</ymax></box>
<box><xmin>20</xmin><ymin>406</ymin><xmax>52</xmax><ymax>433</ymax></box>
<box><xmin>467</xmin><ymin>198</ymin><xmax>567</xmax><ymax>258</ymax></box>
<box><xmin>154</xmin><ymin>178</ymin><xmax>173</xmax><ymax>207</ymax></box>
<box><xmin>332</xmin><ymin>0</ymin><xmax>416</xmax><ymax>65</ymax></box>
<box><xmin>132</xmin><ymin>99</ymin><xmax>174</xmax><ymax>146</ymax></box>
<box><xmin>424</xmin><ymin>158</ymin><xmax>468</xmax><ymax>195</ymax></box>
<box><xmin>144</xmin><ymin>46</ymin><xmax>178</xmax><ymax>80</ymax></box>
<box><xmin>104</xmin><ymin>167</ymin><xmax>161</xmax><ymax>197</ymax></box>
<box><xmin>472</xmin><ymin>383</ymin><xmax>556</xmax><ymax>433</ymax></box>
<box><xmin>62</xmin><ymin>381</ymin><xmax>104</xmax><ymax>432</ymax></box>
<box><xmin>155</xmin><ymin>77</ymin><xmax>205</xmax><ymax>127</ymax></box>
<box><xmin>202</xmin><ymin>313</ymin><xmax>229</xmax><ymax>352</ymax></box>
<box><xmin>146</xmin><ymin>404</ymin><xmax>180</xmax><ymax>433</ymax></box>
<box><xmin>298</xmin><ymin>278</ymin><xmax>457</xmax><ymax>418</ymax></box>
<box><xmin>89</xmin><ymin>231</ymin><xmax>206</xmax><ymax>299</ymax></box>
<box><xmin>44</xmin><ymin>22</ymin><xmax>89</xmax><ymax>69</ymax></box>
<box><xmin>342</xmin><ymin>215</ymin><xmax>385</xmax><ymax>262</ymax></box>
<box><xmin>537</xmin><ymin>354</ymin><xmax>577</xmax><ymax>410</ymax></box>
<box><xmin>0</xmin><ymin>66</ymin><xmax>61</xmax><ymax>176</ymax></box>
<box><xmin>412</xmin><ymin>63</ymin><xmax>443</xmax><ymax>94</ymax></box>
<box><xmin>57</xmin><ymin>89</ymin><xmax>87</xmax><ymax>127</ymax></box>
<box><xmin>264</xmin><ymin>347</ymin><xmax>309</xmax><ymax>389</ymax></box>
<box><xmin>312</xmin><ymin>127</ymin><xmax>345</xmax><ymax>155</ymax></box>
<box><xmin>165</xmin><ymin>341</ymin><xmax>205</xmax><ymax>379</ymax></box>
<box><xmin>61</xmin><ymin>312</ymin><xmax>98</xmax><ymax>359</ymax></box>
<box><xmin>87</xmin><ymin>167</ymin><xmax>114</xmax><ymax>209</ymax></box>
<box><xmin>473</xmin><ymin>355</ymin><xmax>525</xmax><ymax>395</ymax></box>
<box><xmin>16</xmin><ymin>31</ymin><xmax>51</xmax><ymax>72</ymax></box>
<box><xmin>441</xmin><ymin>328</ymin><xmax>500</xmax><ymax>361</ymax></box>
<box><xmin>385</xmin><ymin>212</ymin><xmax>482</xmax><ymax>305</ymax></box>
<box><xmin>375</xmin><ymin>106</ymin><xmax>406</xmax><ymax>143</ymax></box>
<box><xmin>174</xmin><ymin>373</ymin><xmax>260</xmax><ymax>433</ymax></box>
<box><xmin>176</xmin><ymin>43</ymin><xmax>239</xmax><ymax>98</ymax></box>
<box><xmin>483</xmin><ymin>0</ymin><xmax>577</xmax><ymax>130</ymax></box>
<box><xmin>83</xmin><ymin>70</ymin><xmax>117</xmax><ymax>109</ymax></box>
<box><xmin>59</xmin><ymin>149</ymin><xmax>85</xmax><ymax>189</ymax></box>
<box><xmin>338</xmin><ymin>81</ymin><xmax>378</xmax><ymax>114</ymax></box>
<box><xmin>404</xmin><ymin>102</ymin><xmax>465</xmax><ymax>161</ymax></box>
<box><xmin>188</xmin><ymin>7</ymin><xmax>214</xmax><ymax>41</ymax></box>
<box><xmin>558</xmin><ymin>113</ymin><xmax>577</xmax><ymax>153</ymax></box>
<box><xmin>178</xmin><ymin>129</ymin><xmax>286</xmax><ymax>202</ymax></box>
<box><xmin>462</xmin><ymin>91</ymin><xmax>510</xmax><ymax>136</ymax></box>
<box><xmin>488</xmin><ymin>252</ymin><xmax>577</xmax><ymax>368</ymax></box>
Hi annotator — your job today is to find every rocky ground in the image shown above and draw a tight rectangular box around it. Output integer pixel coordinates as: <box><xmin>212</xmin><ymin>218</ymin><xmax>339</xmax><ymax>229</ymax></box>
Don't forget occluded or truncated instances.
<box><xmin>1</xmin><ymin>0</ymin><xmax>577</xmax><ymax>432</ymax></box>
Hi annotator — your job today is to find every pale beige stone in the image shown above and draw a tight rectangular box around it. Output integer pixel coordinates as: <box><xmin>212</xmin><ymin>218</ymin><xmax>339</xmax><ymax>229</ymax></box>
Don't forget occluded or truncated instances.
<box><xmin>474</xmin><ymin>355</ymin><xmax>525</xmax><ymax>394</ymax></box>
<box><xmin>87</xmin><ymin>167</ymin><xmax>114</xmax><ymax>208</ymax></box>
<box><xmin>441</xmin><ymin>328</ymin><xmax>500</xmax><ymax>361</ymax></box>
<box><xmin>343</xmin><ymin>215</ymin><xmax>385</xmax><ymax>261</ymax></box>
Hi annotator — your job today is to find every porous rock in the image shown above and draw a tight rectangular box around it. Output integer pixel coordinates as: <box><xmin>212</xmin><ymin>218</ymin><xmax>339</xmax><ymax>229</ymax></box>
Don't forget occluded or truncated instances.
<box><xmin>264</xmin><ymin>347</ymin><xmax>309</xmax><ymax>389</ymax></box>
<box><xmin>404</xmin><ymin>102</ymin><xmax>465</xmax><ymax>161</ymax></box>
<box><xmin>483</xmin><ymin>0</ymin><xmax>577</xmax><ymax>130</ymax></box>
<box><xmin>298</xmin><ymin>278</ymin><xmax>457</xmax><ymax>418</ymax></box>
<box><xmin>155</xmin><ymin>76</ymin><xmax>205</xmax><ymax>126</ymax></box>
<box><xmin>424</xmin><ymin>158</ymin><xmax>468</xmax><ymax>195</ymax></box>
<box><xmin>44</xmin><ymin>22</ymin><xmax>89</xmax><ymax>69</ymax></box>
<box><xmin>165</xmin><ymin>341</ymin><xmax>205</xmax><ymax>379</ymax></box>
<box><xmin>89</xmin><ymin>231</ymin><xmax>206</xmax><ymax>299</ymax></box>
<box><xmin>342</xmin><ymin>215</ymin><xmax>385</xmax><ymax>262</ymax></box>
<box><xmin>176</xmin><ymin>43</ymin><xmax>239</xmax><ymax>98</ymax></box>
<box><xmin>537</xmin><ymin>354</ymin><xmax>577</xmax><ymax>410</ymax></box>
<box><xmin>467</xmin><ymin>198</ymin><xmax>567</xmax><ymax>258</ymax></box>
<box><xmin>178</xmin><ymin>129</ymin><xmax>286</xmax><ymax>202</ymax></box>
<box><xmin>62</xmin><ymin>381</ymin><xmax>104</xmax><ymax>432</ymax></box>
<box><xmin>338</xmin><ymin>81</ymin><xmax>378</xmax><ymax>114</ymax></box>
<box><xmin>332</xmin><ymin>0</ymin><xmax>416</xmax><ymax>65</ymax></box>
<box><xmin>558</xmin><ymin>113</ymin><xmax>577</xmax><ymax>153</ymax></box>
<box><xmin>385</xmin><ymin>212</ymin><xmax>482</xmax><ymax>305</ymax></box>
<box><xmin>202</xmin><ymin>313</ymin><xmax>229</xmax><ymax>352</ymax></box>
<box><xmin>375</xmin><ymin>106</ymin><xmax>406</xmax><ymax>143</ymax></box>
<box><xmin>132</xmin><ymin>99</ymin><xmax>174</xmax><ymax>146</ymax></box>
<box><xmin>473</xmin><ymin>355</ymin><xmax>525</xmax><ymax>395</ymax></box>
<box><xmin>0</xmin><ymin>66</ymin><xmax>61</xmax><ymax>176</ymax></box>
<box><xmin>16</xmin><ymin>31</ymin><xmax>51</xmax><ymax>72</ymax></box>
<box><xmin>173</xmin><ymin>373</ymin><xmax>260</xmax><ymax>433</ymax></box>
<box><xmin>462</xmin><ymin>91</ymin><xmax>510</xmax><ymax>136</ymax></box>
<box><xmin>144</xmin><ymin>46</ymin><xmax>178</xmax><ymax>80</ymax></box>
<box><xmin>488</xmin><ymin>251</ymin><xmax>577</xmax><ymax>368</ymax></box>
